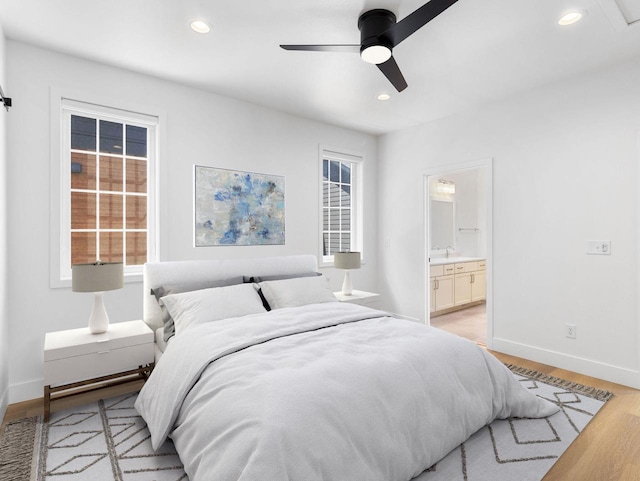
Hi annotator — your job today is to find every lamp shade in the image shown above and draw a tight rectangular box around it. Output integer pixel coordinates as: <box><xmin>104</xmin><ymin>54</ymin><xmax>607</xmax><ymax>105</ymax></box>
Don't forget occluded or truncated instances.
<box><xmin>72</xmin><ymin>262</ymin><xmax>124</xmax><ymax>292</ymax></box>
<box><xmin>334</xmin><ymin>252</ymin><xmax>361</xmax><ymax>270</ymax></box>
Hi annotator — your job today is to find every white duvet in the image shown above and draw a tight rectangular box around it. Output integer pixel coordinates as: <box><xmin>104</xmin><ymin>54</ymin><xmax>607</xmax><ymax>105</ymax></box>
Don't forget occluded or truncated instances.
<box><xmin>136</xmin><ymin>302</ymin><xmax>558</xmax><ymax>481</ymax></box>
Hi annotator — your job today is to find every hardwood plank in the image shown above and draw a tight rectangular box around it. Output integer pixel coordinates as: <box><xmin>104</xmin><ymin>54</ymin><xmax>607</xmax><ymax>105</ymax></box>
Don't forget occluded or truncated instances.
<box><xmin>490</xmin><ymin>350</ymin><xmax>640</xmax><ymax>481</ymax></box>
<box><xmin>1</xmin><ymin>378</ymin><xmax>143</xmax><ymax>431</ymax></box>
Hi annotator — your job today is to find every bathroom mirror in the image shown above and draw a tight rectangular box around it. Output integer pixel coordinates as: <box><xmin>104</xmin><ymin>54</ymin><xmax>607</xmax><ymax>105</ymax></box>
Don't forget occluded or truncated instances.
<box><xmin>430</xmin><ymin>199</ymin><xmax>454</xmax><ymax>251</ymax></box>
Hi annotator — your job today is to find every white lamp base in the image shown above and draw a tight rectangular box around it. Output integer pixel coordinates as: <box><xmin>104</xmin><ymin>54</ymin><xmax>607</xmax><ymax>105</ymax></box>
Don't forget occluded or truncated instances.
<box><xmin>88</xmin><ymin>292</ymin><xmax>110</xmax><ymax>334</ymax></box>
<box><xmin>341</xmin><ymin>270</ymin><xmax>353</xmax><ymax>296</ymax></box>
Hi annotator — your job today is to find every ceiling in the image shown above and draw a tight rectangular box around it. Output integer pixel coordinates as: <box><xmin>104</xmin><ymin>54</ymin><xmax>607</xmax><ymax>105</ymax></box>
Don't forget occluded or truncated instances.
<box><xmin>0</xmin><ymin>0</ymin><xmax>639</xmax><ymax>135</ymax></box>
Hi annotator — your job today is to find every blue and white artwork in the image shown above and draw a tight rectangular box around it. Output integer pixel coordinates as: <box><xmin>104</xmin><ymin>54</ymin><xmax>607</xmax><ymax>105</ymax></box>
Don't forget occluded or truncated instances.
<box><xmin>194</xmin><ymin>166</ymin><xmax>285</xmax><ymax>246</ymax></box>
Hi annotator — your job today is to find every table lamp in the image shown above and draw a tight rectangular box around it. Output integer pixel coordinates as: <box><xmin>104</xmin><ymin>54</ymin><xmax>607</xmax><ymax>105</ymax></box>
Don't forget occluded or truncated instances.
<box><xmin>334</xmin><ymin>251</ymin><xmax>361</xmax><ymax>296</ymax></box>
<box><xmin>72</xmin><ymin>261</ymin><xmax>124</xmax><ymax>334</ymax></box>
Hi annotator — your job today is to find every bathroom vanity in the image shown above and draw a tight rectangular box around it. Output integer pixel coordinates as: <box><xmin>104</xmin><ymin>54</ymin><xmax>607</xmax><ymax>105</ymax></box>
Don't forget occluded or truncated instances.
<box><xmin>429</xmin><ymin>257</ymin><xmax>486</xmax><ymax>315</ymax></box>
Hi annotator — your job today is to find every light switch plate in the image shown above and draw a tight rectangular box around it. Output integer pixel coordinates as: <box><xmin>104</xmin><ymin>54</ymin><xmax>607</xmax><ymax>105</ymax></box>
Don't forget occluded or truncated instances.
<box><xmin>586</xmin><ymin>240</ymin><xmax>611</xmax><ymax>255</ymax></box>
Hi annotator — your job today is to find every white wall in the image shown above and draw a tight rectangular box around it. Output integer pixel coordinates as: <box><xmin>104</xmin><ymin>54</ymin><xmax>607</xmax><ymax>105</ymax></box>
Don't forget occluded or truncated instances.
<box><xmin>379</xmin><ymin>56</ymin><xmax>640</xmax><ymax>387</ymax></box>
<box><xmin>0</xmin><ymin>22</ymin><xmax>9</xmax><ymax>421</ymax></box>
<box><xmin>6</xmin><ymin>41</ymin><xmax>378</xmax><ymax>402</ymax></box>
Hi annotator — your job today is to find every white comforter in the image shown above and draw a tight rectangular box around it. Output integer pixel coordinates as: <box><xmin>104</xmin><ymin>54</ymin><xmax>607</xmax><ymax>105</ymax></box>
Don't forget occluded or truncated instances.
<box><xmin>136</xmin><ymin>303</ymin><xmax>557</xmax><ymax>481</ymax></box>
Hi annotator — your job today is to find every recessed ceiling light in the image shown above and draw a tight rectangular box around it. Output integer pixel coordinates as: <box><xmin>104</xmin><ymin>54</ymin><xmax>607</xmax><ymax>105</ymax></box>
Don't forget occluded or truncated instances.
<box><xmin>377</xmin><ymin>93</ymin><xmax>391</xmax><ymax>101</ymax></box>
<box><xmin>558</xmin><ymin>11</ymin><xmax>585</xmax><ymax>26</ymax></box>
<box><xmin>190</xmin><ymin>20</ymin><xmax>211</xmax><ymax>34</ymax></box>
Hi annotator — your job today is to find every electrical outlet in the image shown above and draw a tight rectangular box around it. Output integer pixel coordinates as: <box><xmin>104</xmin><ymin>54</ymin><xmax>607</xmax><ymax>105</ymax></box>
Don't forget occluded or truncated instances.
<box><xmin>565</xmin><ymin>324</ymin><xmax>576</xmax><ymax>339</ymax></box>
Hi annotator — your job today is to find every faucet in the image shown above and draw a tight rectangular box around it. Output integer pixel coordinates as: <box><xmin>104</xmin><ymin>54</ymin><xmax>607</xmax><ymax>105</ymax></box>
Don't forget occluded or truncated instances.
<box><xmin>445</xmin><ymin>246</ymin><xmax>455</xmax><ymax>258</ymax></box>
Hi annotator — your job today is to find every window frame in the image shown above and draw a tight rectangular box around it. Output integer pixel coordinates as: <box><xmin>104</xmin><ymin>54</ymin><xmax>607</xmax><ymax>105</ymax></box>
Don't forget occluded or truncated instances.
<box><xmin>318</xmin><ymin>147</ymin><xmax>364</xmax><ymax>267</ymax></box>
<box><xmin>53</xmin><ymin>98</ymin><xmax>159</xmax><ymax>286</ymax></box>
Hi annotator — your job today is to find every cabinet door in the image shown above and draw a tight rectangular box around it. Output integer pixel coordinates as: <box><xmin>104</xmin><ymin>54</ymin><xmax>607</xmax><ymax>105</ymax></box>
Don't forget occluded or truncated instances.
<box><xmin>430</xmin><ymin>278</ymin><xmax>436</xmax><ymax>313</ymax></box>
<box><xmin>435</xmin><ymin>275</ymin><xmax>455</xmax><ymax>310</ymax></box>
<box><xmin>454</xmin><ymin>272</ymin><xmax>472</xmax><ymax>306</ymax></box>
<box><xmin>471</xmin><ymin>271</ymin><xmax>486</xmax><ymax>302</ymax></box>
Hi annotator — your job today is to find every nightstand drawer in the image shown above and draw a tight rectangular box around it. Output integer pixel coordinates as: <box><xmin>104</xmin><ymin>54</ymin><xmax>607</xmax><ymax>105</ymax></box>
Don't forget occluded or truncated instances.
<box><xmin>44</xmin><ymin>321</ymin><xmax>152</xmax><ymax>361</ymax></box>
<box><xmin>45</xmin><ymin>342</ymin><xmax>154</xmax><ymax>386</ymax></box>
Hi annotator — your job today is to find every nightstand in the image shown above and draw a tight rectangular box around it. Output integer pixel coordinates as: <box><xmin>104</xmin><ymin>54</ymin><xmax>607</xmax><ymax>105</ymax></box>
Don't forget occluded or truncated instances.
<box><xmin>333</xmin><ymin>290</ymin><xmax>381</xmax><ymax>308</ymax></box>
<box><xmin>44</xmin><ymin>320</ymin><xmax>154</xmax><ymax>421</ymax></box>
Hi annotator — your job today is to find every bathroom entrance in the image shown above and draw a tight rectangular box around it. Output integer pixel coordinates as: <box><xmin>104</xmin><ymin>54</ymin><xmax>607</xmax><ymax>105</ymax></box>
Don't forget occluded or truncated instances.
<box><xmin>424</xmin><ymin>161</ymin><xmax>492</xmax><ymax>347</ymax></box>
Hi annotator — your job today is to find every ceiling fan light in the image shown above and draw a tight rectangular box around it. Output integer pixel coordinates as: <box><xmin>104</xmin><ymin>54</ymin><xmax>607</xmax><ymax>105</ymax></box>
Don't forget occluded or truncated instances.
<box><xmin>361</xmin><ymin>45</ymin><xmax>392</xmax><ymax>65</ymax></box>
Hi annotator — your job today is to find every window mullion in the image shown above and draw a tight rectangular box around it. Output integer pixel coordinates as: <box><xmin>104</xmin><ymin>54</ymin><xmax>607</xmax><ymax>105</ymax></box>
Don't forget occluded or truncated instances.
<box><xmin>95</xmin><ymin>120</ymin><xmax>101</xmax><ymax>262</ymax></box>
<box><xmin>123</xmin><ymin>124</ymin><xmax>127</xmax><ymax>267</ymax></box>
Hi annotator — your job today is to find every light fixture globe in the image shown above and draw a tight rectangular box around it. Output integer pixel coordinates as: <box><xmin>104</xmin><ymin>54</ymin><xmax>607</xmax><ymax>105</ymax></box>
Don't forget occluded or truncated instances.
<box><xmin>361</xmin><ymin>45</ymin><xmax>392</xmax><ymax>64</ymax></box>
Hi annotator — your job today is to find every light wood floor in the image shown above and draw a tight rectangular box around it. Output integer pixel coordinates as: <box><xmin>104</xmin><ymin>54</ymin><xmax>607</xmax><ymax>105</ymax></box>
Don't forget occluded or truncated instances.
<box><xmin>2</xmin><ymin>353</ymin><xmax>639</xmax><ymax>480</ymax></box>
<box><xmin>430</xmin><ymin>302</ymin><xmax>487</xmax><ymax>345</ymax></box>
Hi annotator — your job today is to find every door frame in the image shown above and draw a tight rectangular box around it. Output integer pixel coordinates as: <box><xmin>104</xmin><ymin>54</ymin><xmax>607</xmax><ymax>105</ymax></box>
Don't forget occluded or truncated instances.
<box><xmin>421</xmin><ymin>158</ymin><xmax>494</xmax><ymax>348</ymax></box>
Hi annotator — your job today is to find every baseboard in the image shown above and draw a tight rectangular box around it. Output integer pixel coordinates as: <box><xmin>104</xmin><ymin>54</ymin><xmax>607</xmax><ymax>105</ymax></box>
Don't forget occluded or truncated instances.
<box><xmin>8</xmin><ymin>378</ymin><xmax>43</xmax><ymax>404</ymax></box>
<box><xmin>492</xmin><ymin>337</ymin><xmax>640</xmax><ymax>389</ymax></box>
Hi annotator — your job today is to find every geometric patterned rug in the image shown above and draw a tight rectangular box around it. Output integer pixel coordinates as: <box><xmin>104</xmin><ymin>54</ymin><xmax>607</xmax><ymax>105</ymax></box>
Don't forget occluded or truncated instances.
<box><xmin>415</xmin><ymin>365</ymin><xmax>613</xmax><ymax>481</ymax></box>
<box><xmin>0</xmin><ymin>365</ymin><xmax>612</xmax><ymax>481</ymax></box>
<box><xmin>39</xmin><ymin>393</ymin><xmax>185</xmax><ymax>481</ymax></box>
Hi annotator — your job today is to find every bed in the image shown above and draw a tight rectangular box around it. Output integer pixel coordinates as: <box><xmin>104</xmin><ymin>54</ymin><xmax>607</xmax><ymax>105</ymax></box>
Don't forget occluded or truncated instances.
<box><xmin>136</xmin><ymin>255</ymin><xmax>557</xmax><ymax>481</ymax></box>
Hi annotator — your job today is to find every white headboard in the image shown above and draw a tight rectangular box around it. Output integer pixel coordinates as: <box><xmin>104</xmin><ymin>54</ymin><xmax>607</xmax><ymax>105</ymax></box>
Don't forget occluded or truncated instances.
<box><xmin>143</xmin><ymin>255</ymin><xmax>318</xmax><ymax>331</ymax></box>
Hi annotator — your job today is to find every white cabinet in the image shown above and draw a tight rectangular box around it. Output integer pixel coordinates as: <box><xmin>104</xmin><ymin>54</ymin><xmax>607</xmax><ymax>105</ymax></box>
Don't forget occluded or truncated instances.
<box><xmin>453</xmin><ymin>261</ymin><xmax>486</xmax><ymax>306</ymax></box>
<box><xmin>470</xmin><ymin>270</ymin><xmax>486</xmax><ymax>302</ymax></box>
<box><xmin>431</xmin><ymin>259</ymin><xmax>486</xmax><ymax>314</ymax></box>
<box><xmin>430</xmin><ymin>264</ymin><xmax>455</xmax><ymax>312</ymax></box>
<box><xmin>454</xmin><ymin>272</ymin><xmax>472</xmax><ymax>305</ymax></box>
<box><xmin>432</xmin><ymin>275</ymin><xmax>455</xmax><ymax>311</ymax></box>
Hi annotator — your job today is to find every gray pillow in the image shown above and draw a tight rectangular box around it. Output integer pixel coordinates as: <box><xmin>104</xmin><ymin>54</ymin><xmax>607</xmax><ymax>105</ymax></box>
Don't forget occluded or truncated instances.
<box><xmin>151</xmin><ymin>277</ymin><xmax>244</xmax><ymax>341</ymax></box>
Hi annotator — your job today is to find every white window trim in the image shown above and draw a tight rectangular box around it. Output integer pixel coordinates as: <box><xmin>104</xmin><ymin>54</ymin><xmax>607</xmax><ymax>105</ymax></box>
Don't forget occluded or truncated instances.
<box><xmin>50</xmin><ymin>92</ymin><xmax>160</xmax><ymax>288</ymax></box>
<box><xmin>318</xmin><ymin>146</ymin><xmax>364</xmax><ymax>267</ymax></box>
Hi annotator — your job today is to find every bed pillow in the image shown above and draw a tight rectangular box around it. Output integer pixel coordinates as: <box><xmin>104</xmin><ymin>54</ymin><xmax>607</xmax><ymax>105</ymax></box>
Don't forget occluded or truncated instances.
<box><xmin>160</xmin><ymin>283</ymin><xmax>266</xmax><ymax>335</ymax></box>
<box><xmin>243</xmin><ymin>272</ymin><xmax>322</xmax><ymax>310</ymax></box>
<box><xmin>151</xmin><ymin>277</ymin><xmax>244</xmax><ymax>341</ymax></box>
<box><xmin>258</xmin><ymin>275</ymin><xmax>338</xmax><ymax>310</ymax></box>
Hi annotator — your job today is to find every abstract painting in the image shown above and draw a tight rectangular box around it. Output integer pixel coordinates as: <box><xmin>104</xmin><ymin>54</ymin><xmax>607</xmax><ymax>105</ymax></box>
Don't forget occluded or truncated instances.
<box><xmin>194</xmin><ymin>166</ymin><xmax>285</xmax><ymax>246</ymax></box>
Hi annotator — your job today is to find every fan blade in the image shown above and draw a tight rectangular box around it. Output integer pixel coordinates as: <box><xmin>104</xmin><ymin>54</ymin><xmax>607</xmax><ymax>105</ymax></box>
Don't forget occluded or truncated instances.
<box><xmin>280</xmin><ymin>44</ymin><xmax>360</xmax><ymax>53</ymax></box>
<box><xmin>377</xmin><ymin>56</ymin><xmax>408</xmax><ymax>92</ymax></box>
<box><xmin>383</xmin><ymin>0</ymin><xmax>459</xmax><ymax>47</ymax></box>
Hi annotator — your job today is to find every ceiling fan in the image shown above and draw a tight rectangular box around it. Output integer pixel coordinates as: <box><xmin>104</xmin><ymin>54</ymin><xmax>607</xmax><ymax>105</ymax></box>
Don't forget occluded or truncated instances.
<box><xmin>280</xmin><ymin>0</ymin><xmax>459</xmax><ymax>92</ymax></box>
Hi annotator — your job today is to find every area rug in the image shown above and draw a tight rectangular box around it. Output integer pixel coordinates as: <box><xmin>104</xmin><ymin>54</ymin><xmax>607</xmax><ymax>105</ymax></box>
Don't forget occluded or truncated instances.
<box><xmin>0</xmin><ymin>365</ymin><xmax>612</xmax><ymax>481</ymax></box>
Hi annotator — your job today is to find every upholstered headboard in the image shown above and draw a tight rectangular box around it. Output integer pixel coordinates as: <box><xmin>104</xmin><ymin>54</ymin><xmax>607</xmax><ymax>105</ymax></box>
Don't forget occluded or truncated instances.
<box><xmin>143</xmin><ymin>255</ymin><xmax>318</xmax><ymax>331</ymax></box>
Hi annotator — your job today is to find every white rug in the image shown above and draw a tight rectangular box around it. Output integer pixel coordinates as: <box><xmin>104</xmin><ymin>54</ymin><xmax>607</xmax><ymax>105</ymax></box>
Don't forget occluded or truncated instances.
<box><xmin>0</xmin><ymin>365</ymin><xmax>611</xmax><ymax>481</ymax></box>
<box><xmin>415</xmin><ymin>365</ymin><xmax>611</xmax><ymax>480</ymax></box>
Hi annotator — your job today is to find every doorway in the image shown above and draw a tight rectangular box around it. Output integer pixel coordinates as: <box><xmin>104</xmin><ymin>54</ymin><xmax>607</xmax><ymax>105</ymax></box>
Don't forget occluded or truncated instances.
<box><xmin>423</xmin><ymin>159</ymin><xmax>493</xmax><ymax>348</ymax></box>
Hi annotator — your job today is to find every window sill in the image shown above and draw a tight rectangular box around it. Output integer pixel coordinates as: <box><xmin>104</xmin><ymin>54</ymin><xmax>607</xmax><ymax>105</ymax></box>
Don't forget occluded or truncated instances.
<box><xmin>51</xmin><ymin>272</ymin><xmax>143</xmax><ymax>289</ymax></box>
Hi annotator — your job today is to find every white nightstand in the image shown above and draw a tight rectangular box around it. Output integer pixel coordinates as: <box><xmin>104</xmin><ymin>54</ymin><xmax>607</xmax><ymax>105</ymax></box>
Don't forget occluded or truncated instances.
<box><xmin>333</xmin><ymin>290</ymin><xmax>381</xmax><ymax>308</ymax></box>
<box><xmin>44</xmin><ymin>320</ymin><xmax>154</xmax><ymax>421</ymax></box>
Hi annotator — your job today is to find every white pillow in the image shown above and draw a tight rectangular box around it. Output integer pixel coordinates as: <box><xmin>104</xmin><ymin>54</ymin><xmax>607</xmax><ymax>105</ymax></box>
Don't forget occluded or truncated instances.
<box><xmin>160</xmin><ymin>283</ymin><xmax>266</xmax><ymax>335</ymax></box>
<box><xmin>259</xmin><ymin>275</ymin><xmax>338</xmax><ymax>309</ymax></box>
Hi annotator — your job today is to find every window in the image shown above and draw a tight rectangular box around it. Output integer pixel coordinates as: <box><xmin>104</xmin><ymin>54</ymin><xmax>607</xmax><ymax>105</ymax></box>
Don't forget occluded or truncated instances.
<box><xmin>59</xmin><ymin>100</ymin><xmax>157</xmax><ymax>280</ymax></box>
<box><xmin>320</xmin><ymin>149</ymin><xmax>362</xmax><ymax>264</ymax></box>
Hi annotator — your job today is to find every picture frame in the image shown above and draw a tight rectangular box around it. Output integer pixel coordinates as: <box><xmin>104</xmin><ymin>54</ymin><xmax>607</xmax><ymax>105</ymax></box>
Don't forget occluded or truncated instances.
<box><xmin>194</xmin><ymin>165</ymin><xmax>285</xmax><ymax>246</ymax></box>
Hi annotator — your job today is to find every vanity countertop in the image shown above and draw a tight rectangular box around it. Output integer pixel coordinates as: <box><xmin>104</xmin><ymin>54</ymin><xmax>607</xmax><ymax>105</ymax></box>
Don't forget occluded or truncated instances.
<box><xmin>430</xmin><ymin>256</ymin><xmax>484</xmax><ymax>266</ymax></box>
